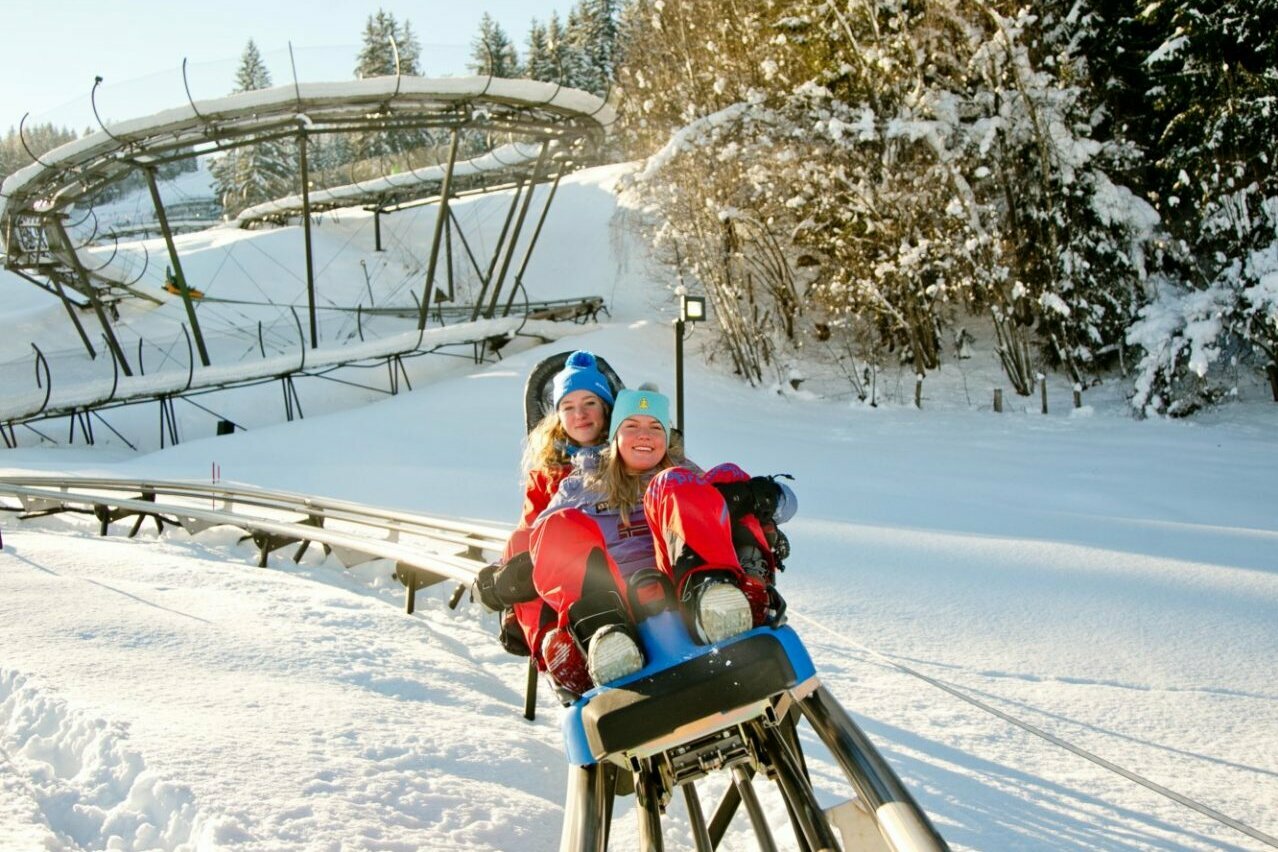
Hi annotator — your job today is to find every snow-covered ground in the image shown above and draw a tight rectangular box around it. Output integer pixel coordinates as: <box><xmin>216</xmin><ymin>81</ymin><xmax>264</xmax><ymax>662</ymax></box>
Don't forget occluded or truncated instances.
<box><xmin>2</xmin><ymin>164</ymin><xmax>1277</xmax><ymax>851</ymax></box>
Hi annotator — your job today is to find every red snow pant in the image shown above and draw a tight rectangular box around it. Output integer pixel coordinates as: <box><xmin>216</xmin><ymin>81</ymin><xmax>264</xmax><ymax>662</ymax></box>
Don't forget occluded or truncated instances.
<box><xmin>499</xmin><ymin>528</ymin><xmax>557</xmax><ymax>665</ymax></box>
<box><xmin>525</xmin><ymin>464</ymin><xmax>774</xmax><ymax>647</ymax></box>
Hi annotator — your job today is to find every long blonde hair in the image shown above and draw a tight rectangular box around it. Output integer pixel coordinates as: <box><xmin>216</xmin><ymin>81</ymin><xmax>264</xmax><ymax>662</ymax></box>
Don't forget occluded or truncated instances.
<box><xmin>520</xmin><ymin>402</ymin><xmax>613</xmax><ymax>475</ymax></box>
<box><xmin>585</xmin><ymin>430</ymin><xmax>687</xmax><ymax>519</ymax></box>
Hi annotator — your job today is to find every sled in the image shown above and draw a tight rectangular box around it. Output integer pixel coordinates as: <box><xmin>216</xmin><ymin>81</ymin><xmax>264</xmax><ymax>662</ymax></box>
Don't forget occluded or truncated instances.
<box><xmin>558</xmin><ymin>608</ymin><xmax>949</xmax><ymax>851</ymax></box>
<box><xmin>164</xmin><ymin>280</ymin><xmax>205</xmax><ymax>299</ymax></box>
<box><xmin>518</xmin><ymin>351</ymin><xmax>948</xmax><ymax>850</ymax></box>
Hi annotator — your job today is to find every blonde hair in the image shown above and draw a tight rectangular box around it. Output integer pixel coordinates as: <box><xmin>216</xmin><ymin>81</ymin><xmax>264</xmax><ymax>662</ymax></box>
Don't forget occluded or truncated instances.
<box><xmin>520</xmin><ymin>400</ymin><xmax>613</xmax><ymax>475</ymax></box>
<box><xmin>585</xmin><ymin>430</ymin><xmax>686</xmax><ymax>519</ymax></box>
<box><xmin>520</xmin><ymin>411</ymin><xmax>572</xmax><ymax>475</ymax></box>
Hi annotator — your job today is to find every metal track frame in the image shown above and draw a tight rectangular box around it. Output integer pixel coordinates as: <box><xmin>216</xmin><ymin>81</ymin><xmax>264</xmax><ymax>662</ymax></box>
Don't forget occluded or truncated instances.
<box><xmin>0</xmin><ymin>475</ymin><xmax>511</xmax><ymax>612</ymax></box>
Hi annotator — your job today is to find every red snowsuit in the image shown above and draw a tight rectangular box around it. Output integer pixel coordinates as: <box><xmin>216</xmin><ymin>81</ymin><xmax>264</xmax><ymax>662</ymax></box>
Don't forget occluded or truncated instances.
<box><xmin>501</xmin><ymin>464</ymin><xmax>572</xmax><ymax>664</ymax></box>
<box><xmin>528</xmin><ymin>462</ymin><xmax>778</xmax><ymax>633</ymax></box>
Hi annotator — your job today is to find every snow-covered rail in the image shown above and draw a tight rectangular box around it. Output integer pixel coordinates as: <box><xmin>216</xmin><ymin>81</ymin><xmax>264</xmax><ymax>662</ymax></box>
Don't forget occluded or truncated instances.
<box><xmin>0</xmin><ymin>476</ymin><xmax>512</xmax><ymax>611</ymax></box>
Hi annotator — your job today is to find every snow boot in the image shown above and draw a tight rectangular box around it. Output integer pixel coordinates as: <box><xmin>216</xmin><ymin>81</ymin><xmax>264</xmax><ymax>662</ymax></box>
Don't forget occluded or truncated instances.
<box><xmin>568</xmin><ymin>591</ymin><xmax>644</xmax><ymax>687</ymax></box>
<box><xmin>586</xmin><ymin>623</ymin><xmax>644</xmax><ymax>686</ymax></box>
<box><xmin>682</xmin><ymin>570</ymin><xmax>753</xmax><ymax>644</ymax></box>
<box><xmin>540</xmin><ymin>627</ymin><xmax>593</xmax><ymax>698</ymax></box>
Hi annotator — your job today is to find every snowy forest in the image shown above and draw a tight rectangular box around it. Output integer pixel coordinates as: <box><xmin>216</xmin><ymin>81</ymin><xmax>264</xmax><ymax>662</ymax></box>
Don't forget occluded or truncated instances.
<box><xmin>2</xmin><ymin>0</ymin><xmax>1275</xmax><ymax>417</ymax></box>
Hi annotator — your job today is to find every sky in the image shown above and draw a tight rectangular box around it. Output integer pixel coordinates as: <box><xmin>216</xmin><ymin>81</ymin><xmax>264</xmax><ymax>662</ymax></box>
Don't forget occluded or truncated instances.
<box><xmin>1</xmin><ymin>163</ymin><xmax>1277</xmax><ymax>849</ymax></box>
<box><xmin>0</xmin><ymin>0</ymin><xmax>570</xmax><ymax>134</ymax></box>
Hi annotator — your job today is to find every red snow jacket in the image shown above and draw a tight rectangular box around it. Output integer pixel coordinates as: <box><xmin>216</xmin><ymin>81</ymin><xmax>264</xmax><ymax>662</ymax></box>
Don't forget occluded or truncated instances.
<box><xmin>535</xmin><ymin>454</ymin><xmax>702</xmax><ymax>580</ymax></box>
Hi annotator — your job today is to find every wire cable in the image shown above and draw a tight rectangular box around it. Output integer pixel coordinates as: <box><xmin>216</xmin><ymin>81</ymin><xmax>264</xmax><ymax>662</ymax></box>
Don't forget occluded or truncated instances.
<box><xmin>790</xmin><ymin>611</ymin><xmax>1278</xmax><ymax>849</ymax></box>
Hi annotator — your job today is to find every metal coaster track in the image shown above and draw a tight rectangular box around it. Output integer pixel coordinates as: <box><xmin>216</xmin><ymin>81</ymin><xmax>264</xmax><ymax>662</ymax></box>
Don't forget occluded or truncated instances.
<box><xmin>0</xmin><ymin>475</ymin><xmax>508</xmax><ymax>609</ymax></box>
<box><xmin>1</xmin><ymin>75</ymin><xmax>615</xmax><ymax>374</ymax></box>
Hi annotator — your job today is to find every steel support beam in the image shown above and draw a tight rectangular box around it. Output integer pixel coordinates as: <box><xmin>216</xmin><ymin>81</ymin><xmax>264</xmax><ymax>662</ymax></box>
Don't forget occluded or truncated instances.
<box><xmin>9</xmin><ymin>266</ymin><xmax>96</xmax><ymax>359</ymax></box>
<box><xmin>144</xmin><ymin>166</ymin><xmax>210</xmax><ymax>367</ymax></box>
<box><xmin>417</xmin><ymin>128</ymin><xmax>461</xmax><ymax>331</ymax></box>
<box><xmin>443</xmin><ymin>202</ymin><xmax>455</xmax><ymax>302</ymax></box>
<box><xmin>503</xmin><ymin>171</ymin><xmax>562</xmax><ymax>317</ymax></box>
<box><xmin>47</xmin><ymin>217</ymin><xmax>133</xmax><ymax>376</ymax></box>
<box><xmin>298</xmin><ymin>130</ymin><xmax>318</xmax><ymax>348</ymax></box>
<box><xmin>470</xmin><ymin>177</ymin><xmax>526</xmax><ymax>322</ymax></box>
<box><xmin>447</xmin><ymin>206</ymin><xmax>489</xmax><ymax>284</ymax></box>
<box><xmin>485</xmin><ymin>143</ymin><xmax>550</xmax><ymax>319</ymax></box>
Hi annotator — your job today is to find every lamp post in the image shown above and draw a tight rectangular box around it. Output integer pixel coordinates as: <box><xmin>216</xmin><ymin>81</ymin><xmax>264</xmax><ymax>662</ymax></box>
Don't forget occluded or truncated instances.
<box><xmin>674</xmin><ymin>293</ymin><xmax>706</xmax><ymax>434</ymax></box>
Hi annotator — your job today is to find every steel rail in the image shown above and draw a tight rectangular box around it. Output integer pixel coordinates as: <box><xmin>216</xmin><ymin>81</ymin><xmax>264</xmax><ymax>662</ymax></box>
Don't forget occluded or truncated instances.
<box><xmin>0</xmin><ymin>476</ymin><xmax>513</xmax><ymax>608</ymax></box>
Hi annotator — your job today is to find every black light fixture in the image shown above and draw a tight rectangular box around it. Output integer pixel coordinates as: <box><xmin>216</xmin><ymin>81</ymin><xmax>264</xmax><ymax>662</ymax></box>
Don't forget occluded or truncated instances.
<box><xmin>674</xmin><ymin>292</ymin><xmax>707</xmax><ymax>435</ymax></box>
<box><xmin>680</xmin><ymin>294</ymin><xmax>706</xmax><ymax>323</ymax></box>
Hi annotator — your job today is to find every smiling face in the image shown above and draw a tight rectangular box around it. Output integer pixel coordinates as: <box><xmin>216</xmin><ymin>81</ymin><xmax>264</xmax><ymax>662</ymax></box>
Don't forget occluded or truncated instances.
<box><xmin>557</xmin><ymin>390</ymin><xmax>607</xmax><ymax>446</ymax></box>
<box><xmin>614</xmin><ymin>414</ymin><xmax>668</xmax><ymax>473</ymax></box>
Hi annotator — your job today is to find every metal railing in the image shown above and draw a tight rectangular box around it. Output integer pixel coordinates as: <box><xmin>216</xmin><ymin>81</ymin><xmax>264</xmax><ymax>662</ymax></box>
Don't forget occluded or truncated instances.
<box><xmin>0</xmin><ymin>475</ymin><xmax>512</xmax><ymax>612</ymax></box>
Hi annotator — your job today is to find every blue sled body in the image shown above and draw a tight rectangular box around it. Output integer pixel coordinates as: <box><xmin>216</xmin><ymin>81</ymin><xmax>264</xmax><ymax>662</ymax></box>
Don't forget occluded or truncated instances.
<box><xmin>561</xmin><ymin>610</ymin><xmax>818</xmax><ymax>766</ymax></box>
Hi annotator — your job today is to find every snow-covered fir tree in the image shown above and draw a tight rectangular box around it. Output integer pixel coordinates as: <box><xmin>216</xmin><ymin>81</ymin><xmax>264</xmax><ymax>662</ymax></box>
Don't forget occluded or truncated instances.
<box><xmin>355</xmin><ymin>10</ymin><xmax>421</xmax><ymax>77</ymax></box>
<box><xmin>546</xmin><ymin>13</ymin><xmax>577</xmax><ymax>85</ymax></box>
<box><xmin>210</xmin><ymin>40</ymin><xmax>296</xmax><ymax>218</ymax></box>
<box><xmin>351</xmin><ymin>10</ymin><xmax>425</xmax><ymax>169</ymax></box>
<box><xmin>1126</xmin><ymin>0</ymin><xmax>1278</xmax><ymax>414</ymax></box>
<box><xmin>470</xmin><ymin>14</ymin><xmax>521</xmax><ymax>77</ymax></box>
<box><xmin>566</xmin><ymin>0</ymin><xmax>620</xmax><ymax>96</ymax></box>
<box><xmin>525</xmin><ymin>20</ymin><xmax>556</xmax><ymax>82</ymax></box>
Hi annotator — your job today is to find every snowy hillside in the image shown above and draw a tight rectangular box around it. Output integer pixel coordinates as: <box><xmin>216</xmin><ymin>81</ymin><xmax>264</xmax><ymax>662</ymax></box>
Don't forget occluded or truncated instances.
<box><xmin>2</xmin><ymin>164</ymin><xmax>1277</xmax><ymax>851</ymax></box>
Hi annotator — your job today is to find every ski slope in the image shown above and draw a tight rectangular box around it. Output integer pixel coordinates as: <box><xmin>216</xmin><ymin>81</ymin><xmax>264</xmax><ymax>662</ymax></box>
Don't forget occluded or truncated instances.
<box><xmin>2</xmin><ymin>163</ymin><xmax>1278</xmax><ymax>851</ymax></box>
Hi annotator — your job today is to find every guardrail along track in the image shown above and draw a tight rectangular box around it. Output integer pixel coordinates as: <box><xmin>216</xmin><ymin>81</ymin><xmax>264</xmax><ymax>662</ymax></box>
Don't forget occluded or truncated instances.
<box><xmin>0</xmin><ymin>476</ymin><xmax>512</xmax><ymax>613</ymax></box>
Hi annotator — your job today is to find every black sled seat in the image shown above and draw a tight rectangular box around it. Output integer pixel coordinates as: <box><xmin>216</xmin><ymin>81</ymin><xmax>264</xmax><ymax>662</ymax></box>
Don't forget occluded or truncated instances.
<box><xmin>562</xmin><ymin>612</ymin><xmax>817</xmax><ymax>766</ymax></box>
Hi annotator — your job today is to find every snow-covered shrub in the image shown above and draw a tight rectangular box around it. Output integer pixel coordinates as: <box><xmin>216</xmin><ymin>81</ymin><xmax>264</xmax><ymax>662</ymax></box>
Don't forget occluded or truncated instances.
<box><xmin>1125</xmin><ymin>0</ymin><xmax>1278</xmax><ymax>411</ymax></box>
<box><xmin>616</xmin><ymin>0</ymin><xmax>1161</xmax><ymax>398</ymax></box>
<box><xmin>1128</xmin><ymin>281</ymin><xmax>1239</xmax><ymax>416</ymax></box>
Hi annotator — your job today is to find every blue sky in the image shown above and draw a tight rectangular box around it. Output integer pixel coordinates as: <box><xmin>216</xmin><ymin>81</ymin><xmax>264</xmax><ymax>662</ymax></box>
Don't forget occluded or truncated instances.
<box><xmin>1</xmin><ymin>0</ymin><xmax>569</xmax><ymax>133</ymax></box>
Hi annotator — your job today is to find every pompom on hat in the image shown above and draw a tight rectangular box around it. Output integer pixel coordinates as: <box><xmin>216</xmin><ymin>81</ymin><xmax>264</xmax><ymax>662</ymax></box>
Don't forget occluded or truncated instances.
<box><xmin>609</xmin><ymin>385</ymin><xmax>671</xmax><ymax>440</ymax></box>
<box><xmin>552</xmin><ymin>350</ymin><xmax>615</xmax><ymax>408</ymax></box>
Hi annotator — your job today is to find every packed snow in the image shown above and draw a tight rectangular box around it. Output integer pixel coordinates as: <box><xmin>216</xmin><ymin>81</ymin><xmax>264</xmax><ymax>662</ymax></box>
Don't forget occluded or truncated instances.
<box><xmin>2</xmin><ymin>163</ymin><xmax>1277</xmax><ymax>851</ymax></box>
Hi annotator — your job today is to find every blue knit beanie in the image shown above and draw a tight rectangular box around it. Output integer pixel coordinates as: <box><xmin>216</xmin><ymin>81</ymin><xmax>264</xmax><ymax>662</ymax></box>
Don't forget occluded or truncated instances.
<box><xmin>552</xmin><ymin>350</ymin><xmax>615</xmax><ymax>408</ymax></box>
<box><xmin>609</xmin><ymin>386</ymin><xmax>671</xmax><ymax>440</ymax></box>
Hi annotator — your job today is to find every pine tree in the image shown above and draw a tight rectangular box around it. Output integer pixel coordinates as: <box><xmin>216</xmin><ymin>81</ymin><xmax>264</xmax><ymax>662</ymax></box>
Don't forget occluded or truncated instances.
<box><xmin>566</xmin><ymin>0</ymin><xmax>619</xmax><ymax>95</ymax></box>
<box><xmin>351</xmin><ymin>11</ymin><xmax>426</xmax><ymax>167</ymax></box>
<box><xmin>1125</xmin><ymin>0</ymin><xmax>1278</xmax><ymax>412</ymax></box>
<box><xmin>546</xmin><ymin>12</ymin><xmax>576</xmax><ymax>84</ymax></box>
<box><xmin>234</xmin><ymin>39</ymin><xmax>271</xmax><ymax>91</ymax></box>
<box><xmin>356</xmin><ymin>11</ymin><xmax>398</xmax><ymax>77</ymax></box>
<box><xmin>470</xmin><ymin>13</ymin><xmax>521</xmax><ymax>77</ymax></box>
<box><xmin>397</xmin><ymin>19</ymin><xmax>423</xmax><ymax>75</ymax></box>
<box><xmin>0</xmin><ymin>123</ymin><xmax>77</xmax><ymax>184</ymax></box>
<box><xmin>211</xmin><ymin>40</ymin><xmax>296</xmax><ymax>218</ymax></box>
<box><xmin>525</xmin><ymin>20</ymin><xmax>556</xmax><ymax>82</ymax></box>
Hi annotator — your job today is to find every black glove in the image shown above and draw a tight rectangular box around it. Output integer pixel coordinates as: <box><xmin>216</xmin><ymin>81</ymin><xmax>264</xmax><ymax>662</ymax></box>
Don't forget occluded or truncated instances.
<box><xmin>471</xmin><ymin>562</ymin><xmax>505</xmax><ymax>612</ymax></box>
<box><xmin>766</xmin><ymin>584</ymin><xmax>787</xmax><ymax>626</ymax></box>
<box><xmin>714</xmin><ymin>475</ymin><xmax>789</xmax><ymax>523</ymax></box>
<box><xmin>471</xmin><ymin>551</ymin><xmax>538</xmax><ymax>611</ymax></box>
<box><xmin>498</xmin><ymin>609</ymin><xmax>531</xmax><ymax>657</ymax></box>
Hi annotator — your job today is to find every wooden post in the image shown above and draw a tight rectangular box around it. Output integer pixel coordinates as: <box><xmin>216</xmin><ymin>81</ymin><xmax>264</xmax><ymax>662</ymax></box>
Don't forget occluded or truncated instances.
<box><xmin>1268</xmin><ymin>364</ymin><xmax>1278</xmax><ymax>402</ymax></box>
<box><xmin>993</xmin><ymin>388</ymin><xmax>1003</xmax><ymax>413</ymax></box>
<box><xmin>1073</xmin><ymin>383</ymin><xmax>1083</xmax><ymax>409</ymax></box>
<box><xmin>1039</xmin><ymin>375</ymin><xmax>1048</xmax><ymax>414</ymax></box>
<box><xmin>914</xmin><ymin>373</ymin><xmax>923</xmax><ymax>409</ymax></box>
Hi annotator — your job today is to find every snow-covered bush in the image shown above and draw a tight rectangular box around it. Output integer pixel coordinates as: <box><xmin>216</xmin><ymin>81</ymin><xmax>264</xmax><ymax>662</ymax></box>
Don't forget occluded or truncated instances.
<box><xmin>1128</xmin><ymin>281</ymin><xmax>1238</xmax><ymax>416</ymax></box>
<box><xmin>1121</xmin><ymin>0</ymin><xmax>1278</xmax><ymax>411</ymax></box>
<box><xmin>617</xmin><ymin>0</ymin><xmax>1159</xmax><ymax>397</ymax></box>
